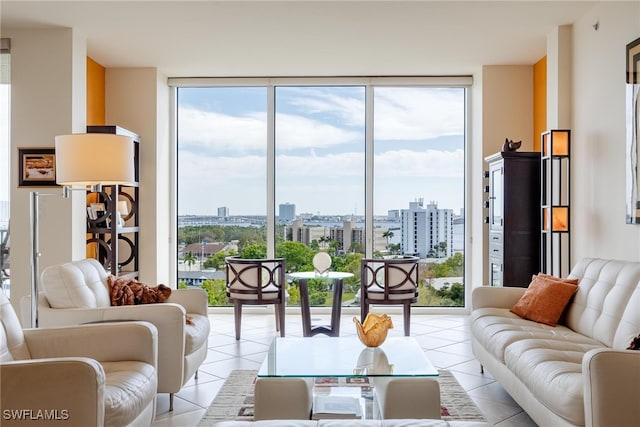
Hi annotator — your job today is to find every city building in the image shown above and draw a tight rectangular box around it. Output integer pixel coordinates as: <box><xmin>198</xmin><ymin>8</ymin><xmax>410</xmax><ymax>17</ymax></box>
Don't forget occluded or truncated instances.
<box><xmin>285</xmin><ymin>218</ymin><xmax>387</xmax><ymax>253</ymax></box>
<box><xmin>401</xmin><ymin>199</ymin><xmax>454</xmax><ymax>258</ymax></box>
<box><xmin>180</xmin><ymin>242</ymin><xmax>225</xmax><ymax>261</ymax></box>
<box><xmin>217</xmin><ymin>206</ymin><xmax>229</xmax><ymax>218</ymax></box>
<box><xmin>278</xmin><ymin>203</ymin><xmax>296</xmax><ymax>222</ymax></box>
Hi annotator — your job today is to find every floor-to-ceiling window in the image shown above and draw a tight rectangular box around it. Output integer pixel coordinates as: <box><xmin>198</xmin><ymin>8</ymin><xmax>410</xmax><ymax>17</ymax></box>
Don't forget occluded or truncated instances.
<box><xmin>176</xmin><ymin>87</ymin><xmax>268</xmax><ymax>304</ymax></box>
<box><xmin>1</xmin><ymin>39</ymin><xmax>11</xmax><ymax>295</ymax></box>
<box><xmin>173</xmin><ymin>77</ymin><xmax>469</xmax><ymax>308</ymax></box>
<box><xmin>373</xmin><ymin>87</ymin><xmax>465</xmax><ymax>306</ymax></box>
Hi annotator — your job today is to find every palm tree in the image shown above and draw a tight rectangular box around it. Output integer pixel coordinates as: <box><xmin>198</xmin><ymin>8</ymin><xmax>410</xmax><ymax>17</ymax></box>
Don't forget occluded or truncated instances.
<box><xmin>183</xmin><ymin>251</ymin><xmax>197</xmax><ymax>271</ymax></box>
<box><xmin>382</xmin><ymin>230</ymin><xmax>394</xmax><ymax>248</ymax></box>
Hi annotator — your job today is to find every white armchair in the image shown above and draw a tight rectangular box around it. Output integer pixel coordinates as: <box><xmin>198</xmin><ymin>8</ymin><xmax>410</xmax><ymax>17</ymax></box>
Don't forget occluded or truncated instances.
<box><xmin>1</xmin><ymin>289</ymin><xmax>158</xmax><ymax>426</ymax></box>
<box><xmin>20</xmin><ymin>258</ymin><xmax>211</xmax><ymax>411</ymax></box>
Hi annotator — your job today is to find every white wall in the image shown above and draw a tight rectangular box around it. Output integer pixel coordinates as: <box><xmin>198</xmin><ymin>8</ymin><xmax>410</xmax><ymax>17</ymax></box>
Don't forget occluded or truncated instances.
<box><xmin>5</xmin><ymin>28</ymin><xmax>87</xmax><ymax>318</ymax></box>
<box><xmin>571</xmin><ymin>2</ymin><xmax>640</xmax><ymax>261</ymax></box>
<box><xmin>479</xmin><ymin>65</ymin><xmax>534</xmax><ymax>284</ymax></box>
<box><xmin>105</xmin><ymin>68</ymin><xmax>171</xmax><ymax>285</ymax></box>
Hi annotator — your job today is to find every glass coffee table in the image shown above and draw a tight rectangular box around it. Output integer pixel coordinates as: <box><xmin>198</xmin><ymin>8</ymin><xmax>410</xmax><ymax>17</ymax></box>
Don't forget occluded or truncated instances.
<box><xmin>256</xmin><ymin>336</ymin><xmax>438</xmax><ymax>419</ymax></box>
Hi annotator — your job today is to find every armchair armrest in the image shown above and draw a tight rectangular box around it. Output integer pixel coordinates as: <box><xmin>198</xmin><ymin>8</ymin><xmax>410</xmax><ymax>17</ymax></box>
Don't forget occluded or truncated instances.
<box><xmin>471</xmin><ymin>286</ymin><xmax>526</xmax><ymax>310</ymax></box>
<box><xmin>1</xmin><ymin>358</ymin><xmax>104</xmax><ymax>426</ymax></box>
<box><xmin>583</xmin><ymin>348</ymin><xmax>640</xmax><ymax>427</ymax></box>
<box><xmin>23</xmin><ymin>321</ymin><xmax>157</xmax><ymax>366</ymax></box>
<box><xmin>167</xmin><ymin>288</ymin><xmax>209</xmax><ymax>316</ymax></box>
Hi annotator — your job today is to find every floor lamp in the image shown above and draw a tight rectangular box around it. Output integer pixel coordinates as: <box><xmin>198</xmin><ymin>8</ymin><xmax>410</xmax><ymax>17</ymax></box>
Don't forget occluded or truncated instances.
<box><xmin>30</xmin><ymin>133</ymin><xmax>135</xmax><ymax>327</ymax></box>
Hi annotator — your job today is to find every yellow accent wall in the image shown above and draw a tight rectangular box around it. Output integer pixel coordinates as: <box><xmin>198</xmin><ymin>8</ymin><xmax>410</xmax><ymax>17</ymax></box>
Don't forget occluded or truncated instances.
<box><xmin>86</xmin><ymin>56</ymin><xmax>105</xmax><ymax>258</ymax></box>
<box><xmin>87</xmin><ymin>56</ymin><xmax>105</xmax><ymax>125</ymax></box>
<box><xmin>533</xmin><ymin>56</ymin><xmax>547</xmax><ymax>152</ymax></box>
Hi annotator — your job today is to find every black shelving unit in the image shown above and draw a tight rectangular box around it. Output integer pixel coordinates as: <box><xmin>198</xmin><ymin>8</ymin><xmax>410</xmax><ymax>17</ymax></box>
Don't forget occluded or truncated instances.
<box><xmin>540</xmin><ymin>129</ymin><xmax>571</xmax><ymax>277</ymax></box>
<box><xmin>86</xmin><ymin>125</ymin><xmax>140</xmax><ymax>277</ymax></box>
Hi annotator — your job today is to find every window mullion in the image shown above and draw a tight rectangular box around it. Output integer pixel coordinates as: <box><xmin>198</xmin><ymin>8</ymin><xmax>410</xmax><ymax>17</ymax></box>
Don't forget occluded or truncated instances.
<box><xmin>365</xmin><ymin>85</ymin><xmax>374</xmax><ymax>258</ymax></box>
<box><xmin>267</xmin><ymin>85</ymin><xmax>276</xmax><ymax>258</ymax></box>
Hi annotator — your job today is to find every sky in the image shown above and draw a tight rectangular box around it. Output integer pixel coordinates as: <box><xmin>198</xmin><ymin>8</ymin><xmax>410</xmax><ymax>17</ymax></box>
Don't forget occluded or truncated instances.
<box><xmin>177</xmin><ymin>85</ymin><xmax>465</xmax><ymax>217</ymax></box>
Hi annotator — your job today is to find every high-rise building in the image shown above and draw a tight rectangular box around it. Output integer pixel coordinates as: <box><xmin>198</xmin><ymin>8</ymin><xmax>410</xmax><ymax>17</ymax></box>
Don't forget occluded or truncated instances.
<box><xmin>279</xmin><ymin>203</ymin><xmax>296</xmax><ymax>222</ymax></box>
<box><xmin>217</xmin><ymin>206</ymin><xmax>229</xmax><ymax>218</ymax></box>
<box><xmin>387</xmin><ymin>209</ymin><xmax>400</xmax><ymax>221</ymax></box>
<box><xmin>284</xmin><ymin>219</ymin><xmax>386</xmax><ymax>253</ymax></box>
<box><xmin>400</xmin><ymin>199</ymin><xmax>453</xmax><ymax>258</ymax></box>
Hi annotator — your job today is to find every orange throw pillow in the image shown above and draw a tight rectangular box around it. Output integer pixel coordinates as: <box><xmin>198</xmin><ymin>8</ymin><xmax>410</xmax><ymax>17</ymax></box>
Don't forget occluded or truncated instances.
<box><xmin>536</xmin><ymin>273</ymin><xmax>579</xmax><ymax>286</ymax></box>
<box><xmin>510</xmin><ymin>274</ymin><xmax>579</xmax><ymax>326</ymax></box>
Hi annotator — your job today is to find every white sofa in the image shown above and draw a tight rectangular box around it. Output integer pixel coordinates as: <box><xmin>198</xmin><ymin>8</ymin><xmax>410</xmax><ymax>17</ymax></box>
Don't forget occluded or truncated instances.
<box><xmin>471</xmin><ymin>258</ymin><xmax>640</xmax><ymax>427</ymax></box>
<box><xmin>216</xmin><ymin>421</ymin><xmax>491</xmax><ymax>427</ymax></box>
<box><xmin>20</xmin><ymin>258</ymin><xmax>210</xmax><ymax>411</ymax></box>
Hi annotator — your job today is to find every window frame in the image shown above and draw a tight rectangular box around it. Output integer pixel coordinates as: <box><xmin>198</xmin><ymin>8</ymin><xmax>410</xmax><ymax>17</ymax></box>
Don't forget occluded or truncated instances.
<box><xmin>170</xmin><ymin>76</ymin><xmax>472</xmax><ymax>310</ymax></box>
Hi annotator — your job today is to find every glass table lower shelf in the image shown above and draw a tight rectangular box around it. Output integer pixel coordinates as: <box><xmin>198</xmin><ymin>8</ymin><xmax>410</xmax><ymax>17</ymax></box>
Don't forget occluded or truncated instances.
<box><xmin>256</xmin><ymin>336</ymin><xmax>439</xmax><ymax>420</ymax></box>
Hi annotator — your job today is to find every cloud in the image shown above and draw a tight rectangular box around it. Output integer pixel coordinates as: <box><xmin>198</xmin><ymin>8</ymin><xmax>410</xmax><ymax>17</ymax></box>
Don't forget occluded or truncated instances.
<box><xmin>178</xmin><ymin>106</ymin><xmax>361</xmax><ymax>154</ymax></box>
<box><xmin>178</xmin><ymin>108</ymin><xmax>266</xmax><ymax>154</ymax></box>
<box><xmin>373</xmin><ymin>88</ymin><xmax>464</xmax><ymax>140</ymax></box>
<box><xmin>177</xmin><ymin>85</ymin><xmax>465</xmax><ymax>215</ymax></box>
<box><xmin>275</xmin><ymin>113</ymin><xmax>361</xmax><ymax>150</ymax></box>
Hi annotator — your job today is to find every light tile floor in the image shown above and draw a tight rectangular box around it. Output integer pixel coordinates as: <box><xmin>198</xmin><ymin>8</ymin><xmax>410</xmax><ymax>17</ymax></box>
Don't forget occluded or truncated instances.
<box><xmin>151</xmin><ymin>310</ymin><xmax>538</xmax><ymax>427</ymax></box>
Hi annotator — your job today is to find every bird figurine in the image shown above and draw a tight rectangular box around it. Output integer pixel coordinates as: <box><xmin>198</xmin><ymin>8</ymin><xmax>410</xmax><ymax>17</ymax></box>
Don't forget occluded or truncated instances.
<box><xmin>502</xmin><ymin>138</ymin><xmax>522</xmax><ymax>152</ymax></box>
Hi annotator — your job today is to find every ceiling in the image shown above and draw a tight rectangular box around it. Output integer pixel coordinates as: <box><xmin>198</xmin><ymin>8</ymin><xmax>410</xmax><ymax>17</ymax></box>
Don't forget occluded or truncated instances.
<box><xmin>1</xmin><ymin>1</ymin><xmax>597</xmax><ymax>78</ymax></box>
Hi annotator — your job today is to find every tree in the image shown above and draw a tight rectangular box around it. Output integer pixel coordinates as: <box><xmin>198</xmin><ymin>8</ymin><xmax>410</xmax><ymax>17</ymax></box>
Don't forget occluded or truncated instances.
<box><xmin>200</xmin><ymin>278</ymin><xmax>229</xmax><ymax>306</ymax></box>
<box><xmin>438</xmin><ymin>241</ymin><xmax>448</xmax><ymax>258</ymax></box>
<box><xmin>318</xmin><ymin>236</ymin><xmax>330</xmax><ymax>250</ymax></box>
<box><xmin>183</xmin><ymin>251</ymin><xmax>197</xmax><ymax>271</ymax></box>
<box><xmin>204</xmin><ymin>249</ymin><xmax>237</xmax><ymax>270</ymax></box>
<box><xmin>241</xmin><ymin>244</ymin><xmax>266</xmax><ymax>259</ymax></box>
<box><xmin>329</xmin><ymin>239</ymin><xmax>341</xmax><ymax>255</ymax></box>
<box><xmin>388</xmin><ymin>243</ymin><xmax>401</xmax><ymax>255</ymax></box>
<box><xmin>276</xmin><ymin>241</ymin><xmax>314</xmax><ymax>272</ymax></box>
<box><xmin>382</xmin><ymin>230</ymin><xmax>394</xmax><ymax>248</ymax></box>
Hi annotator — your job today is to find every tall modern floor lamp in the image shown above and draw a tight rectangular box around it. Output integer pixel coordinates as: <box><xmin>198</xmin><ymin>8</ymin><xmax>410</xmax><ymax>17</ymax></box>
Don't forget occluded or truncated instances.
<box><xmin>30</xmin><ymin>133</ymin><xmax>135</xmax><ymax>327</ymax></box>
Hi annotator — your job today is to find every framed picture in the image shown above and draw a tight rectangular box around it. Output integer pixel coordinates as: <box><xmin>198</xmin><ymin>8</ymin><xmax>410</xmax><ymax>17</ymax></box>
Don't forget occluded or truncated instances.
<box><xmin>627</xmin><ymin>37</ymin><xmax>640</xmax><ymax>84</ymax></box>
<box><xmin>18</xmin><ymin>148</ymin><xmax>59</xmax><ymax>187</ymax></box>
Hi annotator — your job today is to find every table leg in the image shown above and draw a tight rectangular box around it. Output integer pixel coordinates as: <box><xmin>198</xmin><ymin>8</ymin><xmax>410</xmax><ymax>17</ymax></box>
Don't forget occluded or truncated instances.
<box><xmin>299</xmin><ymin>279</ymin><xmax>313</xmax><ymax>337</ymax></box>
<box><xmin>329</xmin><ymin>279</ymin><xmax>343</xmax><ymax>336</ymax></box>
<box><xmin>299</xmin><ymin>277</ymin><xmax>344</xmax><ymax>337</ymax></box>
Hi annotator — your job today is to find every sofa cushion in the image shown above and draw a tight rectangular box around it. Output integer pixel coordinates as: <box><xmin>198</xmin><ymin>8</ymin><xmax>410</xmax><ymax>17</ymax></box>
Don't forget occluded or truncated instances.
<box><xmin>504</xmin><ymin>338</ymin><xmax>602</xmax><ymax>426</ymax></box>
<box><xmin>565</xmin><ymin>258</ymin><xmax>640</xmax><ymax>349</ymax></box>
<box><xmin>103</xmin><ymin>360</ymin><xmax>156</xmax><ymax>427</ymax></box>
<box><xmin>215</xmin><ymin>421</ymin><xmax>492</xmax><ymax>427</ymax></box>
<box><xmin>510</xmin><ymin>274</ymin><xmax>578</xmax><ymax>326</ymax></box>
<box><xmin>41</xmin><ymin>259</ymin><xmax>111</xmax><ymax>309</ymax></box>
<box><xmin>470</xmin><ymin>307</ymin><xmax>595</xmax><ymax>363</ymax></box>
<box><xmin>184</xmin><ymin>313</ymin><xmax>210</xmax><ymax>354</ymax></box>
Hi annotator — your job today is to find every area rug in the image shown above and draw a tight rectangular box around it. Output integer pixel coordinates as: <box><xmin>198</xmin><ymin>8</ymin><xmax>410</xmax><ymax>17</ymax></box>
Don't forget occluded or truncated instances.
<box><xmin>198</xmin><ymin>369</ymin><xmax>486</xmax><ymax>426</ymax></box>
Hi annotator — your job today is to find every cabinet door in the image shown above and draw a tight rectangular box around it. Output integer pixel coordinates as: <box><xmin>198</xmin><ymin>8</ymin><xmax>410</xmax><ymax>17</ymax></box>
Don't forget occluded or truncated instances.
<box><xmin>488</xmin><ymin>161</ymin><xmax>503</xmax><ymax>232</ymax></box>
<box><xmin>489</xmin><ymin>258</ymin><xmax>502</xmax><ymax>287</ymax></box>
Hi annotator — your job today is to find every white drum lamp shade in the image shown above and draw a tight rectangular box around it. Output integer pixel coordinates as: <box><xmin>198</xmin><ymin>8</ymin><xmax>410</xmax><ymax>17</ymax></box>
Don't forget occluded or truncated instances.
<box><xmin>55</xmin><ymin>133</ymin><xmax>135</xmax><ymax>186</ymax></box>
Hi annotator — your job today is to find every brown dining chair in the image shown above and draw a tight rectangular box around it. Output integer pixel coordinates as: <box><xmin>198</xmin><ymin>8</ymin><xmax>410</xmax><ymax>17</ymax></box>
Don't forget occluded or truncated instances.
<box><xmin>225</xmin><ymin>256</ymin><xmax>286</xmax><ymax>340</ymax></box>
<box><xmin>360</xmin><ymin>256</ymin><xmax>419</xmax><ymax>336</ymax></box>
